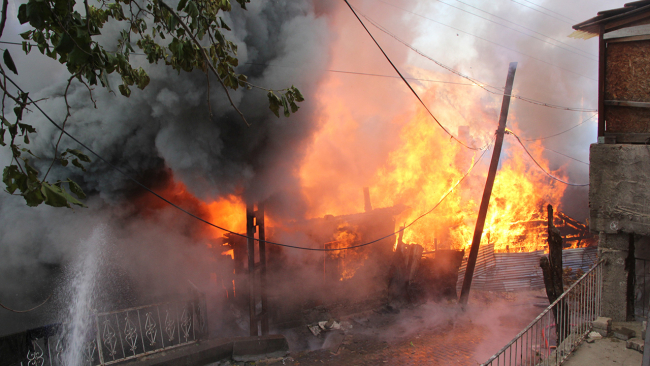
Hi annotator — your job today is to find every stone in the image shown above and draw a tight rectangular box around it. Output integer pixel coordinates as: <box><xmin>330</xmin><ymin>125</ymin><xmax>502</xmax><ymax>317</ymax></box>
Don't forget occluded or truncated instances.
<box><xmin>232</xmin><ymin>335</ymin><xmax>290</xmax><ymax>362</ymax></box>
<box><xmin>612</xmin><ymin>327</ymin><xmax>636</xmax><ymax>341</ymax></box>
<box><xmin>593</xmin><ymin>317</ymin><xmax>612</xmax><ymax>331</ymax></box>
<box><xmin>588</xmin><ymin>331</ymin><xmax>603</xmax><ymax>340</ymax></box>
<box><xmin>626</xmin><ymin>338</ymin><xmax>645</xmax><ymax>352</ymax></box>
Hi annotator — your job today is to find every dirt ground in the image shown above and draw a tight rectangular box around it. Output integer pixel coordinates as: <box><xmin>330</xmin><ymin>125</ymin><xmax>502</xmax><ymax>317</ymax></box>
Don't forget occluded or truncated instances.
<box><xmin>242</xmin><ymin>291</ymin><xmax>548</xmax><ymax>366</ymax></box>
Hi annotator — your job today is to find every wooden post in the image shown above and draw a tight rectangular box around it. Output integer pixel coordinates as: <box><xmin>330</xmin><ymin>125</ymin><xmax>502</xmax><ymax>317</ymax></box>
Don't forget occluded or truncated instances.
<box><xmin>246</xmin><ymin>203</ymin><xmax>257</xmax><ymax>336</ymax></box>
<box><xmin>541</xmin><ymin>204</ymin><xmax>567</xmax><ymax>343</ymax></box>
<box><xmin>459</xmin><ymin>62</ymin><xmax>518</xmax><ymax>305</ymax></box>
<box><xmin>257</xmin><ymin>202</ymin><xmax>269</xmax><ymax>335</ymax></box>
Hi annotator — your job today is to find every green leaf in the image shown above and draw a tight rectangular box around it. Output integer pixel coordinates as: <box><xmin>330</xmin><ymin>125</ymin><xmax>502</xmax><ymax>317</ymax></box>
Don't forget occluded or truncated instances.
<box><xmin>292</xmin><ymin>86</ymin><xmax>304</xmax><ymax>102</ymax></box>
<box><xmin>41</xmin><ymin>182</ymin><xmax>70</xmax><ymax>208</ymax></box>
<box><xmin>3</xmin><ymin>165</ymin><xmax>22</xmax><ymax>194</ymax></box>
<box><xmin>177</xmin><ymin>0</ymin><xmax>188</xmax><ymax>11</ymax></box>
<box><xmin>67</xmin><ymin>149</ymin><xmax>91</xmax><ymax>162</ymax></box>
<box><xmin>118</xmin><ymin>84</ymin><xmax>131</xmax><ymax>97</ymax></box>
<box><xmin>67</xmin><ymin>179</ymin><xmax>86</xmax><ymax>199</ymax></box>
<box><xmin>290</xmin><ymin>101</ymin><xmax>299</xmax><ymax>113</ymax></box>
<box><xmin>23</xmin><ymin>187</ymin><xmax>44</xmax><ymax>207</ymax></box>
<box><xmin>3</xmin><ymin>50</ymin><xmax>18</xmax><ymax>75</ymax></box>
<box><xmin>267</xmin><ymin>91</ymin><xmax>280</xmax><ymax>118</ymax></box>
<box><xmin>54</xmin><ymin>33</ymin><xmax>75</xmax><ymax>55</ymax></box>
<box><xmin>281</xmin><ymin>96</ymin><xmax>290</xmax><ymax>117</ymax></box>
<box><xmin>71</xmin><ymin>158</ymin><xmax>87</xmax><ymax>172</ymax></box>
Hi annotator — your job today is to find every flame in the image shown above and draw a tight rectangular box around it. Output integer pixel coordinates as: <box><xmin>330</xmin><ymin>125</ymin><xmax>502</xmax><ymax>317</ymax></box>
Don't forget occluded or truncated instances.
<box><xmin>325</xmin><ymin>223</ymin><xmax>368</xmax><ymax>281</ymax></box>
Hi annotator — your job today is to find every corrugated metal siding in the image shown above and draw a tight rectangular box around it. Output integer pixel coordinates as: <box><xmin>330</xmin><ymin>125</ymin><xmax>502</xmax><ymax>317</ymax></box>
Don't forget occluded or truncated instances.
<box><xmin>456</xmin><ymin>246</ymin><xmax>598</xmax><ymax>292</ymax></box>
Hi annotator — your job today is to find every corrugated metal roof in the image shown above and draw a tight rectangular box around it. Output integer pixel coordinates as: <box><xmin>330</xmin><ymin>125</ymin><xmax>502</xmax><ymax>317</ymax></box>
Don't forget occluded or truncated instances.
<box><xmin>572</xmin><ymin>1</ymin><xmax>650</xmax><ymax>38</ymax></box>
<box><xmin>456</xmin><ymin>246</ymin><xmax>598</xmax><ymax>293</ymax></box>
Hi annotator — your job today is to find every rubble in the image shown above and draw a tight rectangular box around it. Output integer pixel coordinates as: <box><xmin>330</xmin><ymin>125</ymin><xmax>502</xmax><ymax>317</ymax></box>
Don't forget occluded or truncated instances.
<box><xmin>626</xmin><ymin>338</ymin><xmax>644</xmax><ymax>353</ymax></box>
<box><xmin>593</xmin><ymin>316</ymin><xmax>612</xmax><ymax>337</ymax></box>
<box><xmin>612</xmin><ymin>326</ymin><xmax>636</xmax><ymax>341</ymax></box>
<box><xmin>588</xmin><ymin>331</ymin><xmax>603</xmax><ymax>340</ymax></box>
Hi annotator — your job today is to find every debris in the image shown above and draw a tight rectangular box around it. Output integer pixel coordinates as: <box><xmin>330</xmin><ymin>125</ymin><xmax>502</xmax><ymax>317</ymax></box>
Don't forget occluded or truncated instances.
<box><xmin>308</xmin><ymin>324</ymin><xmax>321</xmax><ymax>337</ymax></box>
<box><xmin>282</xmin><ymin>356</ymin><xmax>295</xmax><ymax>365</ymax></box>
<box><xmin>588</xmin><ymin>331</ymin><xmax>603</xmax><ymax>340</ymax></box>
<box><xmin>612</xmin><ymin>327</ymin><xmax>636</xmax><ymax>341</ymax></box>
<box><xmin>626</xmin><ymin>338</ymin><xmax>644</xmax><ymax>352</ymax></box>
<box><xmin>592</xmin><ymin>317</ymin><xmax>612</xmax><ymax>337</ymax></box>
<box><xmin>318</xmin><ymin>321</ymin><xmax>327</xmax><ymax>330</ymax></box>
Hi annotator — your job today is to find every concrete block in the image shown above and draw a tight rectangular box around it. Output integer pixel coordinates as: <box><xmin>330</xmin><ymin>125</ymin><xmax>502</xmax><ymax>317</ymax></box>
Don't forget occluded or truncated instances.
<box><xmin>613</xmin><ymin>327</ymin><xmax>636</xmax><ymax>341</ymax></box>
<box><xmin>588</xmin><ymin>331</ymin><xmax>603</xmax><ymax>340</ymax></box>
<box><xmin>600</xmin><ymin>250</ymin><xmax>630</xmax><ymax>321</ymax></box>
<box><xmin>589</xmin><ymin>143</ymin><xmax>650</xmax><ymax>235</ymax></box>
<box><xmin>595</xmin><ymin>328</ymin><xmax>609</xmax><ymax>337</ymax></box>
<box><xmin>626</xmin><ymin>338</ymin><xmax>645</xmax><ymax>352</ymax></box>
<box><xmin>593</xmin><ymin>317</ymin><xmax>612</xmax><ymax>331</ymax></box>
<box><xmin>598</xmin><ymin>233</ymin><xmax>631</xmax><ymax>251</ymax></box>
<box><xmin>232</xmin><ymin>335</ymin><xmax>289</xmax><ymax>362</ymax></box>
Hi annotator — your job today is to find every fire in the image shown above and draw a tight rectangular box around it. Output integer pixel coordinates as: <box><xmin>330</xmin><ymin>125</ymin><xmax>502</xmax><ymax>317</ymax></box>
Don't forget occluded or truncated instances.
<box><xmin>300</xmin><ymin>57</ymin><xmax>568</xmax><ymax>253</ymax></box>
<box><xmin>205</xmin><ymin>195</ymin><xmax>246</xmax><ymax>239</ymax></box>
<box><xmin>325</xmin><ymin>223</ymin><xmax>369</xmax><ymax>281</ymax></box>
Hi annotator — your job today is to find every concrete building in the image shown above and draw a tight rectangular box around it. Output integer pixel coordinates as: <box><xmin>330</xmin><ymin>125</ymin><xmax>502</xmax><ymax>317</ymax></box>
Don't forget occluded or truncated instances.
<box><xmin>572</xmin><ymin>1</ymin><xmax>650</xmax><ymax>321</ymax></box>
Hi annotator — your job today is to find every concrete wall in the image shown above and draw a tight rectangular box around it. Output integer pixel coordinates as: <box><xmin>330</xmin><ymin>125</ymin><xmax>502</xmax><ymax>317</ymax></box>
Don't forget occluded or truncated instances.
<box><xmin>590</xmin><ymin>144</ymin><xmax>650</xmax><ymax>321</ymax></box>
<box><xmin>590</xmin><ymin>144</ymin><xmax>650</xmax><ymax>235</ymax></box>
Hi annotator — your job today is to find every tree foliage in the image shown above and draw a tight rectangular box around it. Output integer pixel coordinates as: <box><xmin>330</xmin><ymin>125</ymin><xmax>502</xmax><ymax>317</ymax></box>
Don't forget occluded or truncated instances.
<box><xmin>0</xmin><ymin>0</ymin><xmax>304</xmax><ymax>208</ymax></box>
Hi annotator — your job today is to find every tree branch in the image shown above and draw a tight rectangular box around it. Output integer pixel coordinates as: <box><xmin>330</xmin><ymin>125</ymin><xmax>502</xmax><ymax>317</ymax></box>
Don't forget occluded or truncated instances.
<box><xmin>158</xmin><ymin>0</ymin><xmax>249</xmax><ymax>126</ymax></box>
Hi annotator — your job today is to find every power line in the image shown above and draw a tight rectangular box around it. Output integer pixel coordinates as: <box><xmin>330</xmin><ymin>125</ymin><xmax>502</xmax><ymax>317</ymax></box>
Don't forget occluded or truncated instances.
<box><xmin>506</xmin><ymin>130</ymin><xmax>589</xmax><ymax>186</ymax></box>
<box><xmin>357</xmin><ymin>9</ymin><xmax>598</xmax><ymax>112</ymax></box>
<box><xmin>1</xmin><ymin>70</ymin><xmax>491</xmax><ymax>251</ymax></box>
<box><xmin>544</xmin><ymin>147</ymin><xmax>589</xmax><ymax>166</ymax></box>
<box><xmin>343</xmin><ymin>0</ymin><xmax>490</xmax><ymax>151</ymax></box>
<box><xmin>244</xmin><ymin>62</ymin><xmax>475</xmax><ymax>85</ymax></box>
<box><xmin>510</xmin><ymin>0</ymin><xmax>574</xmax><ymax>25</ymax></box>
<box><xmin>431</xmin><ymin>0</ymin><xmax>596</xmax><ymax>61</ymax></box>
<box><xmin>372</xmin><ymin>0</ymin><xmax>597</xmax><ymax>82</ymax></box>
<box><xmin>450</xmin><ymin>0</ymin><xmax>592</xmax><ymax>57</ymax></box>
<box><xmin>523</xmin><ymin>113</ymin><xmax>597</xmax><ymax>141</ymax></box>
<box><xmin>515</xmin><ymin>0</ymin><xmax>579</xmax><ymax>23</ymax></box>
<box><xmin>0</xmin><ymin>42</ymin><xmax>478</xmax><ymax>86</ymax></box>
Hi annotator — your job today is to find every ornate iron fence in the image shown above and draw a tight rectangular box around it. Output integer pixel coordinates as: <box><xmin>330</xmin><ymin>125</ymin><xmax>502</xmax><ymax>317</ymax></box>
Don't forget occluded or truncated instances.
<box><xmin>481</xmin><ymin>260</ymin><xmax>604</xmax><ymax>366</ymax></box>
<box><xmin>12</xmin><ymin>293</ymin><xmax>207</xmax><ymax>366</ymax></box>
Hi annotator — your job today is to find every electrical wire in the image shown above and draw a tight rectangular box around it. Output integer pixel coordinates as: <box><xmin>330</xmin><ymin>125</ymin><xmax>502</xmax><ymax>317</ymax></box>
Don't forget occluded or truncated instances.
<box><xmin>523</xmin><ymin>113</ymin><xmax>597</xmax><ymax>141</ymax></box>
<box><xmin>1</xmin><ymin>70</ymin><xmax>490</xmax><ymax>251</ymax></box>
<box><xmin>506</xmin><ymin>130</ymin><xmax>589</xmax><ymax>186</ymax></box>
<box><xmin>343</xmin><ymin>0</ymin><xmax>489</xmax><ymax>151</ymax></box>
<box><xmin>513</xmin><ymin>0</ymin><xmax>579</xmax><ymax>23</ymax></box>
<box><xmin>510</xmin><ymin>0</ymin><xmax>574</xmax><ymax>25</ymax></box>
<box><xmin>450</xmin><ymin>0</ymin><xmax>589</xmax><ymax>56</ymax></box>
<box><xmin>357</xmin><ymin>9</ymin><xmax>598</xmax><ymax>113</ymax></box>
<box><xmin>371</xmin><ymin>0</ymin><xmax>597</xmax><ymax>83</ymax></box>
<box><xmin>430</xmin><ymin>0</ymin><xmax>596</xmax><ymax>61</ymax></box>
<box><xmin>543</xmin><ymin>147</ymin><xmax>589</xmax><ymax>166</ymax></box>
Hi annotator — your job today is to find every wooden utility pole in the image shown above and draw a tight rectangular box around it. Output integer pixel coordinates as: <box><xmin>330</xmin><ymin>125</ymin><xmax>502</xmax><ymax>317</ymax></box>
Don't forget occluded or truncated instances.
<box><xmin>246</xmin><ymin>202</ymin><xmax>270</xmax><ymax>336</ymax></box>
<box><xmin>257</xmin><ymin>202</ymin><xmax>269</xmax><ymax>335</ymax></box>
<box><xmin>459</xmin><ymin>62</ymin><xmax>518</xmax><ymax>305</ymax></box>
<box><xmin>246</xmin><ymin>203</ymin><xmax>257</xmax><ymax>336</ymax></box>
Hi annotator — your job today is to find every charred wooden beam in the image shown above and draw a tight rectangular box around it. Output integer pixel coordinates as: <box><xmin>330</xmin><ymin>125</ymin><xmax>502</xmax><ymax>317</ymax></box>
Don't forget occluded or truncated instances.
<box><xmin>246</xmin><ymin>203</ymin><xmax>257</xmax><ymax>336</ymax></box>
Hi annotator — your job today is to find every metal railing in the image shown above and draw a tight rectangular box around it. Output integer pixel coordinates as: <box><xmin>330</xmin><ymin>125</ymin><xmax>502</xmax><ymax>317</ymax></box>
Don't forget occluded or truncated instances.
<box><xmin>13</xmin><ymin>292</ymin><xmax>207</xmax><ymax>366</ymax></box>
<box><xmin>482</xmin><ymin>260</ymin><xmax>604</xmax><ymax>366</ymax></box>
